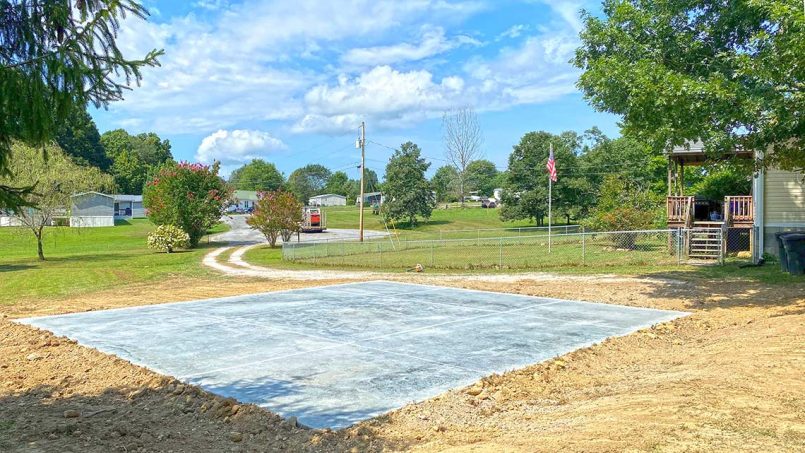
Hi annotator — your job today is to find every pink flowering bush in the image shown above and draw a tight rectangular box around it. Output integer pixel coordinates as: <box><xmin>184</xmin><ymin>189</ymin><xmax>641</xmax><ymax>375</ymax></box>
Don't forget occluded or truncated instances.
<box><xmin>143</xmin><ymin>161</ymin><xmax>232</xmax><ymax>247</ymax></box>
<box><xmin>246</xmin><ymin>190</ymin><xmax>303</xmax><ymax>247</ymax></box>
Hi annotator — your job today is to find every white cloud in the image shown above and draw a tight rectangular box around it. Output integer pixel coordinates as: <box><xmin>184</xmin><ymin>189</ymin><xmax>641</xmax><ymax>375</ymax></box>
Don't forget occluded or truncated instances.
<box><xmin>341</xmin><ymin>26</ymin><xmax>477</xmax><ymax>67</ymax></box>
<box><xmin>110</xmin><ymin>1</ymin><xmax>484</xmax><ymax>134</ymax></box>
<box><xmin>195</xmin><ymin>129</ymin><xmax>287</xmax><ymax>165</ymax></box>
<box><xmin>103</xmin><ymin>0</ymin><xmax>589</xmax><ymax>138</ymax></box>
<box><xmin>464</xmin><ymin>30</ymin><xmax>580</xmax><ymax>108</ymax></box>
<box><xmin>293</xmin><ymin>66</ymin><xmax>465</xmax><ymax>133</ymax></box>
<box><xmin>497</xmin><ymin>24</ymin><xmax>528</xmax><ymax>40</ymax></box>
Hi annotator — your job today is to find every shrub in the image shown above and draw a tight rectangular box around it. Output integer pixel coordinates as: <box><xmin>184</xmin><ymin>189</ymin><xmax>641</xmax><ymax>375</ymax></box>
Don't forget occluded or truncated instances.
<box><xmin>147</xmin><ymin>225</ymin><xmax>190</xmax><ymax>253</ymax></box>
<box><xmin>143</xmin><ymin>161</ymin><xmax>232</xmax><ymax>247</ymax></box>
<box><xmin>246</xmin><ymin>190</ymin><xmax>303</xmax><ymax>247</ymax></box>
<box><xmin>584</xmin><ymin>176</ymin><xmax>661</xmax><ymax>249</ymax></box>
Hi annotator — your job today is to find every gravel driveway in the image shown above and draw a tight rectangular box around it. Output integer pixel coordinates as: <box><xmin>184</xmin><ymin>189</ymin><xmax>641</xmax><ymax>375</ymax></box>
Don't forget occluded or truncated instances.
<box><xmin>212</xmin><ymin>214</ymin><xmax>388</xmax><ymax>245</ymax></box>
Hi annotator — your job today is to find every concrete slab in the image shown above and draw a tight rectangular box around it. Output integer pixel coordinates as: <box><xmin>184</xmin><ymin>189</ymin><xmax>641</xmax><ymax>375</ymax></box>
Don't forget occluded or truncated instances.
<box><xmin>18</xmin><ymin>281</ymin><xmax>687</xmax><ymax>429</ymax></box>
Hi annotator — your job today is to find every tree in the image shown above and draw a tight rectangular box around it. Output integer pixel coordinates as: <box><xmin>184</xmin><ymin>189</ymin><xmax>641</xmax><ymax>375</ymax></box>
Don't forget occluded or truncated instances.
<box><xmin>143</xmin><ymin>162</ymin><xmax>231</xmax><ymax>247</ymax></box>
<box><xmin>442</xmin><ymin>107</ymin><xmax>483</xmax><ymax>205</ymax></box>
<box><xmin>383</xmin><ymin>142</ymin><xmax>433</xmax><ymax>226</ymax></box>
<box><xmin>101</xmin><ymin>129</ymin><xmax>173</xmax><ymax>194</ymax></box>
<box><xmin>55</xmin><ymin>109</ymin><xmax>111</xmax><ymax>170</ymax></box>
<box><xmin>0</xmin><ymin>1</ymin><xmax>162</xmax><ymax>210</ymax></box>
<box><xmin>325</xmin><ymin>171</ymin><xmax>350</xmax><ymax>195</ymax></box>
<box><xmin>132</xmin><ymin>132</ymin><xmax>172</xmax><ymax>166</ymax></box>
<box><xmin>689</xmin><ymin>162</ymin><xmax>753</xmax><ymax>202</ymax></box>
<box><xmin>0</xmin><ymin>142</ymin><xmax>114</xmax><ymax>260</ymax></box>
<box><xmin>500</xmin><ymin>131</ymin><xmax>582</xmax><ymax>225</ymax></box>
<box><xmin>286</xmin><ymin>164</ymin><xmax>331</xmax><ymax>203</ymax></box>
<box><xmin>246</xmin><ymin>190</ymin><xmax>303</xmax><ymax>247</ymax></box>
<box><xmin>431</xmin><ymin>165</ymin><xmax>459</xmax><ymax>202</ymax></box>
<box><xmin>464</xmin><ymin>160</ymin><xmax>499</xmax><ymax>196</ymax></box>
<box><xmin>584</xmin><ymin>175</ymin><xmax>661</xmax><ymax>248</ymax></box>
<box><xmin>345</xmin><ymin>168</ymin><xmax>379</xmax><ymax>205</ymax></box>
<box><xmin>574</xmin><ymin>0</ymin><xmax>805</xmax><ymax>172</ymax></box>
<box><xmin>110</xmin><ymin>150</ymin><xmax>149</xmax><ymax>194</ymax></box>
<box><xmin>229</xmin><ymin>159</ymin><xmax>284</xmax><ymax>191</ymax></box>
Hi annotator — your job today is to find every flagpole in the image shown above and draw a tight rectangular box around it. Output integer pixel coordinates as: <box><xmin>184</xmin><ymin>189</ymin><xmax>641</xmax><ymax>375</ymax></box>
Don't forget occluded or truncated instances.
<box><xmin>548</xmin><ymin>143</ymin><xmax>552</xmax><ymax>254</ymax></box>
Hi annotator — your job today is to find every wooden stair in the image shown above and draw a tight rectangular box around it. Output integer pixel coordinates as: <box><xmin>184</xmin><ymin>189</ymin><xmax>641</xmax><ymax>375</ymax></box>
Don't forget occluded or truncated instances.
<box><xmin>688</xmin><ymin>227</ymin><xmax>722</xmax><ymax>259</ymax></box>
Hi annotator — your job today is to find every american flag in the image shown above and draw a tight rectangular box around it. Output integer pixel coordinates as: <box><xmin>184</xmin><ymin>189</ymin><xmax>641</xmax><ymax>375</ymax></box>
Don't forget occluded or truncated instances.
<box><xmin>546</xmin><ymin>147</ymin><xmax>558</xmax><ymax>182</ymax></box>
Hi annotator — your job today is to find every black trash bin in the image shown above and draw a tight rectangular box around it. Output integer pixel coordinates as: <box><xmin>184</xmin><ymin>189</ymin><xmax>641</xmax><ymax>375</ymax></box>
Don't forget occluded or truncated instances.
<box><xmin>775</xmin><ymin>232</ymin><xmax>791</xmax><ymax>273</ymax></box>
<box><xmin>780</xmin><ymin>233</ymin><xmax>805</xmax><ymax>275</ymax></box>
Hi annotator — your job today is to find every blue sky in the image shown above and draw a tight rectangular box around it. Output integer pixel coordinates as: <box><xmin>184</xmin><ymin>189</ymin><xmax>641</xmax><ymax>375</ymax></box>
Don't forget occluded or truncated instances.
<box><xmin>90</xmin><ymin>0</ymin><xmax>620</xmax><ymax>178</ymax></box>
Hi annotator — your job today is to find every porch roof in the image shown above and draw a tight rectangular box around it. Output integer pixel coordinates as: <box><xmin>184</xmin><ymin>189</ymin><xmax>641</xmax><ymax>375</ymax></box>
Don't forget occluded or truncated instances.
<box><xmin>667</xmin><ymin>141</ymin><xmax>753</xmax><ymax>165</ymax></box>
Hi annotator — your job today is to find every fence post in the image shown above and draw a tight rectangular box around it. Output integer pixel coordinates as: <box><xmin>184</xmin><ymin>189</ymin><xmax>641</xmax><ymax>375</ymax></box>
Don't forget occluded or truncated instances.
<box><xmin>499</xmin><ymin>237</ymin><xmax>503</xmax><ymax>268</ymax></box>
<box><xmin>582</xmin><ymin>230</ymin><xmax>586</xmax><ymax>265</ymax></box>
<box><xmin>430</xmin><ymin>241</ymin><xmax>434</xmax><ymax>267</ymax></box>
<box><xmin>677</xmin><ymin>228</ymin><xmax>682</xmax><ymax>264</ymax></box>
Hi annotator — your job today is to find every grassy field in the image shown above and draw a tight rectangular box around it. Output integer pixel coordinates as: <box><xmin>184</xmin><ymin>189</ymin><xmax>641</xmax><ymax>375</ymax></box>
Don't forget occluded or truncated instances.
<box><xmin>0</xmin><ymin>219</ymin><xmax>228</xmax><ymax>305</ymax></box>
<box><xmin>320</xmin><ymin>205</ymin><xmax>572</xmax><ymax>240</ymax></box>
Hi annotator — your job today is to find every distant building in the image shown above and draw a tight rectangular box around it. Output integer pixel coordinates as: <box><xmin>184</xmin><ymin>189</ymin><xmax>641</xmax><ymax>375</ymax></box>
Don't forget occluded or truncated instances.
<box><xmin>113</xmin><ymin>194</ymin><xmax>144</xmax><ymax>219</ymax></box>
<box><xmin>70</xmin><ymin>192</ymin><xmax>114</xmax><ymax>227</ymax></box>
<box><xmin>230</xmin><ymin>190</ymin><xmax>259</xmax><ymax>212</ymax></box>
<box><xmin>309</xmin><ymin>194</ymin><xmax>347</xmax><ymax>207</ymax></box>
<box><xmin>0</xmin><ymin>208</ymin><xmax>22</xmax><ymax>227</ymax></box>
<box><xmin>356</xmin><ymin>192</ymin><xmax>384</xmax><ymax>206</ymax></box>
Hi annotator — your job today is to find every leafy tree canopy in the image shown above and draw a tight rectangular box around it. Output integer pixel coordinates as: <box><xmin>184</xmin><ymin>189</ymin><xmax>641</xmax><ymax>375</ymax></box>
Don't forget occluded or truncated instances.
<box><xmin>246</xmin><ymin>190</ymin><xmax>303</xmax><ymax>247</ymax></box>
<box><xmin>229</xmin><ymin>159</ymin><xmax>284</xmax><ymax>192</ymax></box>
<box><xmin>0</xmin><ymin>0</ymin><xmax>162</xmax><ymax>209</ymax></box>
<box><xmin>464</xmin><ymin>159</ymin><xmax>499</xmax><ymax>197</ymax></box>
<box><xmin>0</xmin><ymin>142</ymin><xmax>114</xmax><ymax>260</ymax></box>
<box><xmin>55</xmin><ymin>109</ymin><xmax>110</xmax><ymax>170</ymax></box>
<box><xmin>324</xmin><ymin>171</ymin><xmax>350</xmax><ymax>196</ymax></box>
<box><xmin>431</xmin><ymin>165</ymin><xmax>459</xmax><ymax>202</ymax></box>
<box><xmin>287</xmin><ymin>164</ymin><xmax>331</xmax><ymax>203</ymax></box>
<box><xmin>100</xmin><ymin>129</ymin><xmax>173</xmax><ymax>194</ymax></box>
<box><xmin>143</xmin><ymin>161</ymin><xmax>231</xmax><ymax>247</ymax></box>
<box><xmin>500</xmin><ymin>131</ymin><xmax>583</xmax><ymax>225</ymax></box>
<box><xmin>574</xmin><ymin>0</ymin><xmax>805</xmax><ymax>171</ymax></box>
<box><xmin>383</xmin><ymin>141</ymin><xmax>433</xmax><ymax>226</ymax></box>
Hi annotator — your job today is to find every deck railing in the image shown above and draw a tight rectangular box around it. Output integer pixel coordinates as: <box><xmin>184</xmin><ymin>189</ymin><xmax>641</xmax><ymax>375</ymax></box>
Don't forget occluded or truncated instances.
<box><xmin>725</xmin><ymin>196</ymin><xmax>753</xmax><ymax>225</ymax></box>
<box><xmin>667</xmin><ymin>196</ymin><xmax>694</xmax><ymax>227</ymax></box>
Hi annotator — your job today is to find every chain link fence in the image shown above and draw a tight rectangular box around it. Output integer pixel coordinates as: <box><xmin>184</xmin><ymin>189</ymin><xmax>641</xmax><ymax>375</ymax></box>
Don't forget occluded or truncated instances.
<box><xmin>282</xmin><ymin>228</ymin><xmax>733</xmax><ymax>270</ymax></box>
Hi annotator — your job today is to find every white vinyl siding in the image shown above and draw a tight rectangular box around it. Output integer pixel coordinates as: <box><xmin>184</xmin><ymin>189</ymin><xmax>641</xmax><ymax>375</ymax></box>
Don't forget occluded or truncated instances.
<box><xmin>764</xmin><ymin>169</ymin><xmax>805</xmax><ymax>225</ymax></box>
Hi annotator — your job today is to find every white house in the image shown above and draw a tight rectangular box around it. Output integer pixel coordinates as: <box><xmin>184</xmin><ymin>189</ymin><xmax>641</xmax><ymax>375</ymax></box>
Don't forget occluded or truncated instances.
<box><xmin>308</xmin><ymin>194</ymin><xmax>346</xmax><ymax>206</ymax></box>
<box><xmin>753</xmin><ymin>162</ymin><xmax>805</xmax><ymax>260</ymax></box>
<box><xmin>70</xmin><ymin>192</ymin><xmax>115</xmax><ymax>227</ymax></box>
<box><xmin>666</xmin><ymin>142</ymin><xmax>804</xmax><ymax>261</ymax></box>
<box><xmin>229</xmin><ymin>190</ymin><xmax>259</xmax><ymax>212</ymax></box>
<box><xmin>113</xmin><ymin>194</ymin><xmax>145</xmax><ymax>219</ymax></box>
<box><xmin>0</xmin><ymin>209</ymin><xmax>22</xmax><ymax>227</ymax></box>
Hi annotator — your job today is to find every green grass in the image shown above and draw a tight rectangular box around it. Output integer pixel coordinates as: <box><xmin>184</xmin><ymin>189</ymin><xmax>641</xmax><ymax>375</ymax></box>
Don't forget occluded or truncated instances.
<box><xmin>0</xmin><ymin>219</ymin><xmax>229</xmax><ymax>305</ymax></box>
<box><xmin>320</xmin><ymin>205</ymin><xmax>573</xmax><ymax>240</ymax></box>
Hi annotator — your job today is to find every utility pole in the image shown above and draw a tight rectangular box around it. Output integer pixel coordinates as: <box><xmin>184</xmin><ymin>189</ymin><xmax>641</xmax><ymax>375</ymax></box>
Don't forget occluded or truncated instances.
<box><xmin>358</xmin><ymin>121</ymin><xmax>366</xmax><ymax>242</ymax></box>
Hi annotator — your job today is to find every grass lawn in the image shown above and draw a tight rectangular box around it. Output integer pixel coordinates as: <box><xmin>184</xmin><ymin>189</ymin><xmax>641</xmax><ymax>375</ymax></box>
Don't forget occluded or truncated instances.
<box><xmin>0</xmin><ymin>219</ymin><xmax>228</xmax><ymax>305</ymax></box>
<box><xmin>320</xmin><ymin>205</ymin><xmax>572</xmax><ymax>240</ymax></box>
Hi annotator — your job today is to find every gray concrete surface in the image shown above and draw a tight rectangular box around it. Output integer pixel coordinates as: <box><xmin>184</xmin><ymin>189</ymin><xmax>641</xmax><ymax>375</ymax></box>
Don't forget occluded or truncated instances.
<box><xmin>18</xmin><ymin>281</ymin><xmax>687</xmax><ymax>429</ymax></box>
<box><xmin>213</xmin><ymin>215</ymin><xmax>387</xmax><ymax>245</ymax></box>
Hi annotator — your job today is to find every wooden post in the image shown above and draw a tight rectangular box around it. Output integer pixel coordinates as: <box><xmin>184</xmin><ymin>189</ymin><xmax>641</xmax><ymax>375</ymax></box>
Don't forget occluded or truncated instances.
<box><xmin>359</xmin><ymin>121</ymin><xmax>365</xmax><ymax>242</ymax></box>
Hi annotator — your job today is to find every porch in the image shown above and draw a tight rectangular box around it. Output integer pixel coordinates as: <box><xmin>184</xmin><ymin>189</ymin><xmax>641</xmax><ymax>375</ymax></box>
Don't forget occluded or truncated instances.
<box><xmin>665</xmin><ymin>143</ymin><xmax>754</xmax><ymax>259</ymax></box>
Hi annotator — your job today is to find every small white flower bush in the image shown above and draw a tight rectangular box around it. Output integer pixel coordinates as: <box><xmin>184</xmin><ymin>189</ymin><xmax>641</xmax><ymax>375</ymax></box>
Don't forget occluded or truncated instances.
<box><xmin>147</xmin><ymin>224</ymin><xmax>190</xmax><ymax>253</ymax></box>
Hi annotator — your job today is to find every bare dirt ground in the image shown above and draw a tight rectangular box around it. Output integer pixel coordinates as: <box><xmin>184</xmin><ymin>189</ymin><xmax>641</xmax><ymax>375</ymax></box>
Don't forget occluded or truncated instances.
<box><xmin>1</xmin><ymin>273</ymin><xmax>803</xmax><ymax>452</ymax></box>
